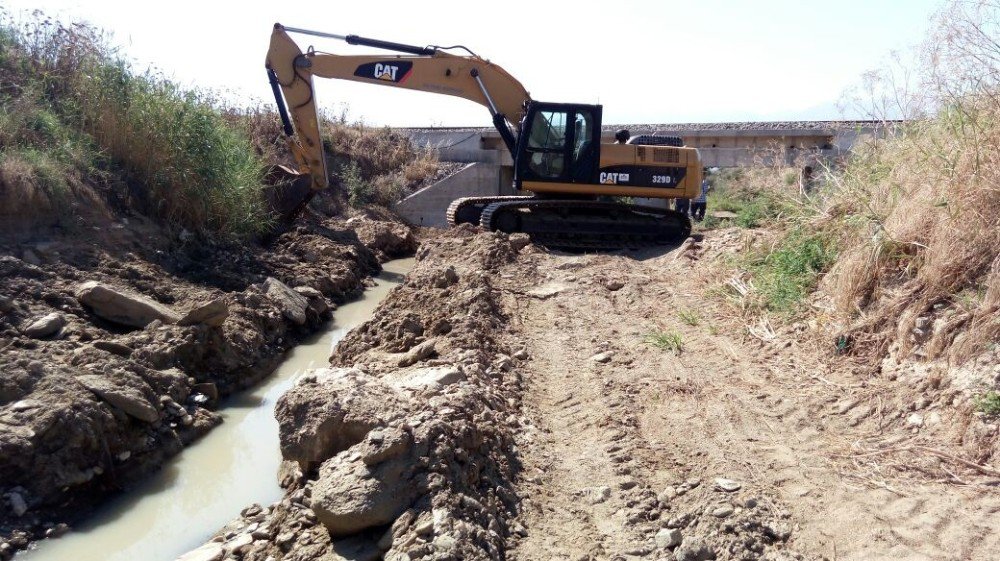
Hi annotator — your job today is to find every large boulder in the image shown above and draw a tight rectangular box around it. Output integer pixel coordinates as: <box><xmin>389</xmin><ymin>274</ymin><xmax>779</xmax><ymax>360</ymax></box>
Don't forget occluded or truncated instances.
<box><xmin>75</xmin><ymin>281</ymin><xmax>181</xmax><ymax>328</ymax></box>
<box><xmin>275</xmin><ymin>367</ymin><xmax>404</xmax><ymax>471</ymax></box>
<box><xmin>75</xmin><ymin>373</ymin><xmax>160</xmax><ymax>422</ymax></box>
<box><xmin>263</xmin><ymin>277</ymin><xmax>309</xmax><ymax>325</ymax></box>
<box><xmin>347</xmin><ymin>217</ymin><xmax>416</xmax><ymax>258</ymax></box>
<box><xmin>23</xmin><ymin>312</ymin><xmax>65</xmax><ymax>338</ymax></box>
<box><xmin>310</xmin><ymin>428</ymin><xmax>418</xmax><ymax>536</ymax></box>
<box><xmin>177</xmin><ymin>298</ymin><xmax>229</xmax><ymax>327</ymax></box>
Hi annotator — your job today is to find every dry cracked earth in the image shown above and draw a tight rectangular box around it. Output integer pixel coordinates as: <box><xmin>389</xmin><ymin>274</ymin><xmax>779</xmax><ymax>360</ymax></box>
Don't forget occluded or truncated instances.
<box><xmin>173</xmin><ymin>226</ymin><xmax>1000</xmax><ymax>561</ymax></box>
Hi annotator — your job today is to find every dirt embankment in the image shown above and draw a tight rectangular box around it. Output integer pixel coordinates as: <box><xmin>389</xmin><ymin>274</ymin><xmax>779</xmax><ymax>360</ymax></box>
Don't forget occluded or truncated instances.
<box><xmin>192</xmin><ymin>227</ymin><xmax>527</xmax><ymax>561</ymax></box>
<box><xmin>185</xmin><ymin>226</ymin><xmax>1000</xmax><ymax>561</ymax></box>
<box><xmin>0</xmin><ymin>211</ymin><xmax>415</xmax><ymax>559</ymax></box>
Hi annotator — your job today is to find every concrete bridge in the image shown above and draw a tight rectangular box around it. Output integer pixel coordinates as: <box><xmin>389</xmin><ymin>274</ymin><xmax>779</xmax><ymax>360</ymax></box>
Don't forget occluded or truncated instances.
<box><xmin>393</xmin><ymin>120</ymin><xmax>894</xmax><ymax>227</ymax></box>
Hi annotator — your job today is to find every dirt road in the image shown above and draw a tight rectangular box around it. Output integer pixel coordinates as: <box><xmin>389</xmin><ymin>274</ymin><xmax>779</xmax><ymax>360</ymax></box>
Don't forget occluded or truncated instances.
<box><xmin>505</xmin><ymin>231</ymin><xmax>1000</xmax><ymax>560</ymax></box>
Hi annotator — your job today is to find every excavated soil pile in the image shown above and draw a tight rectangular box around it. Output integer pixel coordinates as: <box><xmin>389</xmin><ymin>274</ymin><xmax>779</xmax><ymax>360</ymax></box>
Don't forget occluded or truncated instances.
<box><xmin>194</xmin><ymin>228</ymin><xmax>530</xmax><ymax>561</ymax></box>
<box><xmin>0</xmin><ymin>213</ymin><xmax>415</xmax><ymax>558</ymax></box>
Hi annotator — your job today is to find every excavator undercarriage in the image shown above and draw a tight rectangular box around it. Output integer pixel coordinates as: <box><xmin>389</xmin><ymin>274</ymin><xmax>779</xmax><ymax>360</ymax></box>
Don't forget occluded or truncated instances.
<box><xmin>448</xmin><ymin>196</ymin><xmax>691</xmax><ymax>249</ymax></box>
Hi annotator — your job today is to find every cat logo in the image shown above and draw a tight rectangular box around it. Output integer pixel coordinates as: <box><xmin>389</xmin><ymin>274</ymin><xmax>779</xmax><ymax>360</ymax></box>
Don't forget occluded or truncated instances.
<box><xmin>599</xmin><ymin>172</ymin><xmax>630</xmax><ymax>184</ymax></box>
<box><xmin>373</xmin><ymin>63</ymin><xmax>399</xmax><ymax>81</ymax></box>
<box><xmin>353</xmin><ymin>61</ymin><xmax>413</xmax><ymax>83</ymax></box>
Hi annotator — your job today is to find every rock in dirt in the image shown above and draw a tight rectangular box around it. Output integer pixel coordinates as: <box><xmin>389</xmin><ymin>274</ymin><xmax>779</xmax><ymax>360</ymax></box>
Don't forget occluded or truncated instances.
<box><xmin>655</xmin><ymin>528</ymin><xmax>682</xmax><ymax>549</ymax></box>
<box><xmin>75</xmin><ymin>374</ymin><xmax>159</xmax><ymax>422</ymax></box>
<box><xmin>92</xmin><ymin>340</ymin><xmax>134</xmax><ymax>357</ymax></box>
<box><xmin>263</xmin><ymin>277</ymin><xmax>309</xmax><ymax>325</ymax></box>
<box><xmin>11</xmin><ymin>400</ymin><xmax>41</xmax><ymax>412</ymax></box>
<box><xmin>658</xmin><ymin>490</ymin><xmax>677</xmax><ymax>506</ymax></box>
<box><xmin>359</xmin><ymin>427</ymin><xmax>413</xmax><ymax>466</ymax></box>
<box><xmin>311</xmin><ymin>452</ymin><xmax>418</xmax><ymax>536</ymax></box>
<box><xmin>604</xmin><ymin>279</ymin><xmax>625</xmax><ymax>291</ymax></box>
<box><xmin>177</xmin><ymin>298</ymin><xmax>229</xmax><ymax>327</ymax></box>
<box><xmin>712</xmin><ymin>505</ymin><xmax>734</xmax><ymax>518</ymax></box>
<box><xmin>294</xmin><ymin>286</ymin><xmax>329</xmax><ymax>315</ymax></box>
<box><xmin>191</xmin><ymin>382</ymin><xmax>219</xmax><ymax>401</ymax></box>
<box><xmin>434</xmin><ymin>266</ymin><xmax>459</xmax><ymax>288</ymax></box>
<box><xmin>508</xmin><ymin>233</ymin><xmax>531</xmax><ymax>251</ymax></box>
<box><xmin>176</xmin><ymin>542</ymin><xmax>224</xmax><ymax>561</ymax></box>
<box><xmin>391</xmin><ymin>365</ymin><xmax>465</xmax><ymax>393</ymax></box>
<box><xmin>581</xmin><ymin>486</ymin><xmax>611</xmax><ymax>505</ymax></box>
<box><xmin>591</xmin><ymin>351</ymin><xmax>613</xmax><ymax>363</ymax></box>
<box><xmin>75</xmin><ymin>281</ymin><xmax>181</xmax><ymax>327</ymax></box>
<box><xmin>397</xmin><ymin>339</ymin><xmax>436</xmax><ymax>367</ymax></box>
<box><xmin>714</xmin><ymin>478</ymin><xmax>742</xmax><ymax>492</ymax></box>
<box><xmin>23</xmin><ymin>312</ymin><xmax>65</xmax><ymax>338</ymax></box>
<box><xmin>8</xmin><ymin>492</ymin><xmax>27</xmax><ymax>517</ymax></box>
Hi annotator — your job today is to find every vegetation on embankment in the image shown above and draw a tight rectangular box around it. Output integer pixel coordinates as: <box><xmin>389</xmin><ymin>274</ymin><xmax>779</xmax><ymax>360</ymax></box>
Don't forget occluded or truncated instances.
<box><xmin>0</xmin><ymin>14</ymin><xmax>271</xmax><ymax>236</ymax></box>
<box><xmin>0</xmin><ymin>11</ymin><xmax>439</xmax><ymax>237</ymax></box>
<box><xmin>700</xmin><ymin>168</ymin><xmax>792</xmax><ymax>230</ymax></box>
<box><xmin>712</xmin><ymin>0</ymin><xmax>1000</xmax><ymax>366</ymax></box>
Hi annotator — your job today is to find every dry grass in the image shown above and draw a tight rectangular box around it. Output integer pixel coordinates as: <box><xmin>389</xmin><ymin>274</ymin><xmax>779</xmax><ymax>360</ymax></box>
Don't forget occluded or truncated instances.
<box><xmin>0</xmin><ymin>151</ymin><xmax>58</xmax><ymax>215</ymax></box>
<box><xmin>323</xmin><ymin>122</ymin><xmax>439</xmax><ymax>207</ymax></box>
<box><xmin>816</xmin><ymin>0</ymin><xmax>1000</xmax><ymax>364</ymax></box>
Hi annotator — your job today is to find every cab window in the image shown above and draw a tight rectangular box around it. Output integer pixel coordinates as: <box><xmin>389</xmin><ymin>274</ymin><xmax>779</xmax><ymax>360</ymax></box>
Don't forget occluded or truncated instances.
<box><xmin>526</xmin><ymin>110</ymin><xmax>569</xmax><ymax>178</ymax></box>
<box><xmin>528</xmin><ymin>110</ymin><xmax>567</xmax><ymax>149</ymax></box>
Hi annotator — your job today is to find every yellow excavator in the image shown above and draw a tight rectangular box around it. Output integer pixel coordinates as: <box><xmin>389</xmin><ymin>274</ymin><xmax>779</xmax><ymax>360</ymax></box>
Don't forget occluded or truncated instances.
<box><xmin>266</xmin><ymin>24</ymin><xmax>702</xmax><ymax>247</ymax></box>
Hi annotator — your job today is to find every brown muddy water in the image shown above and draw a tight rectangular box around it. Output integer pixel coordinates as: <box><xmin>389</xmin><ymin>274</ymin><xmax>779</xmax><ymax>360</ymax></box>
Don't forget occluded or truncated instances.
<box><xmin>17</xmin><ymin>259</ymin><xmax>413</xmax><ymax>561</ymax></box>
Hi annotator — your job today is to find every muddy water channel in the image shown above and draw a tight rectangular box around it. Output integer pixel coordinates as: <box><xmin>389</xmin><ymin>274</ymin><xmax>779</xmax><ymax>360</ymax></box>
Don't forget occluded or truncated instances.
<box><xmin>18</xmin><ymin>259</ymin><xmax>413</xmax><ymax>561</ymax></box>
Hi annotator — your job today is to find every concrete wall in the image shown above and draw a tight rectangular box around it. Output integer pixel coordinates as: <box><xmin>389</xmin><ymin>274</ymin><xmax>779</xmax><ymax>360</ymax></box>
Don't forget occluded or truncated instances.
<box><xmin>403</xmin><ymin>125</ymin><xmax>876</xmax><ymax>171</ymax></box>
<box><xmin>394</xmin><ymin>122</ymin><xmax>888</xmax><ymax>228</ymax></box>
<box><xmin>406</xmin><ymin>130</ymin><xmax>513</xmax><ymax>166</ymax></box>
<box><xmin>393</xmin><ymin>162</ymin><xmax>504</xmax><ymax>227</ymax></box>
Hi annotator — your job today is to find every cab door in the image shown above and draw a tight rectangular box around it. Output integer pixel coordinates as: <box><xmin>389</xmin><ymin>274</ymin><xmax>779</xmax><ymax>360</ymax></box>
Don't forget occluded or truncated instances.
<box><xmin>515</xmin><ymin>103</ymin><xmax>602</xmax><ymax>188</ymax></box>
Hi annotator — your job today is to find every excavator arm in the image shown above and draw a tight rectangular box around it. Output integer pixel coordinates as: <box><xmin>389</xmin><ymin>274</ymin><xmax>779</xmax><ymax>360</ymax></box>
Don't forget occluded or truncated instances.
<box><xmin>265</xmin><ymin>23</ymin><xmax>531</xmax><ymax>194</ymax></box>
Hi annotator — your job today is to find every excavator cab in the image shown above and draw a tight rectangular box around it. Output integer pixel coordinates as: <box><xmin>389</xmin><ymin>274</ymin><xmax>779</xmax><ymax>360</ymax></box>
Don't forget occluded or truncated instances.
<box><xmin>515</xmin><ymin>102</ymin><xmax>603</xmax><ymax>187</ymax></box>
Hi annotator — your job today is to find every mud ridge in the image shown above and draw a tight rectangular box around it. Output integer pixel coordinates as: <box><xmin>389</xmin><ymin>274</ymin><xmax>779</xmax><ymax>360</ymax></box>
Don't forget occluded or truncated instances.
<box><xmin>193</xmin><ymin>228</ymin><xmax>530</xmax><ymax>561</ymax></box>
<box><xmin>0</xmin><ymin>213</ymin><xmax>415</xmax><ymax>558</ymax></box>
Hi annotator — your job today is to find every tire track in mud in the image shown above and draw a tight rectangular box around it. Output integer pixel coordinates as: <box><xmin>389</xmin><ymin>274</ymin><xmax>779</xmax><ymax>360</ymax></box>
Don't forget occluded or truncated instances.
<box><xmin>512</xmin><ymin>294</ymin><xmax>645</xmax><ymax>560</ymax></box>
<box><xmin>506</xmin><ymin>248</ymin><xmax>818</xmax><ymax>561</ymax></box>
<box><xmin>506</xmin><ymin>233</ymin><xmax>1000</xmax><ymax>561</ymax></box>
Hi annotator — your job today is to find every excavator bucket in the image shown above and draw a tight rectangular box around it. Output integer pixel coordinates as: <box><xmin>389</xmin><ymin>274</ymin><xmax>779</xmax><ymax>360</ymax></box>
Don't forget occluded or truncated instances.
<box><xmin>263</xmin><ymin>164</ymin><xmax>316</xmax><ymax>223</ymax></box>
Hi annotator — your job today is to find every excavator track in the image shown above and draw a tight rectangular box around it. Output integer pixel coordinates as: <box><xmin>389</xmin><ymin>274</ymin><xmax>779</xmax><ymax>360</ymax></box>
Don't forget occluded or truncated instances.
<box><xmin>446</xmin><ymin>196</ymin><xmax>535</xmax><ymax>227</ymax></box>
<box><xmin>479</xmin><ymin>199</ymin><xmax>691</xmax><ymax>249</ymax></box>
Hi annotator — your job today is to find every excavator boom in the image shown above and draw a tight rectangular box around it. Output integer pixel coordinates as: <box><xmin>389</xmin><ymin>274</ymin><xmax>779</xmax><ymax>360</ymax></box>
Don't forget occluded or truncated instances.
<box><xmin>266</xmin><ymin>24</ymin><xmax>530</xmax><ymax>193</ymax></box>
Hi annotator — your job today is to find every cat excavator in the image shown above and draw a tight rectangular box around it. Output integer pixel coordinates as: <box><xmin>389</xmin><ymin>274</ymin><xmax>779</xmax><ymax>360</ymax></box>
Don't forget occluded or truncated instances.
<box><xmin>266</xmin><ymin>23</ymin><xmax>702</xmax><ymax>248</ymax></box>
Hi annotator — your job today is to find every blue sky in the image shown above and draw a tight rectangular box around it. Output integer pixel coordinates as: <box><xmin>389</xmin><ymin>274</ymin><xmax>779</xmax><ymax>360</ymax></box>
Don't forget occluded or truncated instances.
<box><xmin>3</xmin><ymin>0</ymin><xmax>944</xmax><ymax>125</ymax></box>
